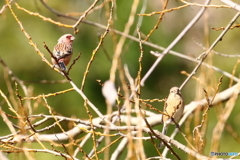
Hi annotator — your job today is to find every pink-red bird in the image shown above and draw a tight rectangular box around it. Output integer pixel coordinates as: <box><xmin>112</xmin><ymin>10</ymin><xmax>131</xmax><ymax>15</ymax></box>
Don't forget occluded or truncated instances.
<box><xmin>52</xmin><ymin>34</ymin><xmax>75</xmax><ymax>71</ymax></box>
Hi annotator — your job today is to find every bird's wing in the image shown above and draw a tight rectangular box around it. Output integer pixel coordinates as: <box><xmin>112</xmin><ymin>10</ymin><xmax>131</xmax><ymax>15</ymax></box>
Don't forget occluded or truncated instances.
<box><xmin>53</xmin><ymin>43</ymin><xmax>73</xmax><ymax>59</ymax></box>
<box><xmin>165</xmin><ymin>97</ymin><xmax>182</xmax><ymax>117</ymax></box>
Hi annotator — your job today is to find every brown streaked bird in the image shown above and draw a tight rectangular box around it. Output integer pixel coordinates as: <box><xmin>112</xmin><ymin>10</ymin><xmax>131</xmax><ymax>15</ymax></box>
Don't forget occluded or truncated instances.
<box><xmin>52</xmin><ymin>34</ymin><xmax>75</xmax><ymax>72</ymax></box>
<box><xmin>159</xmin><ymin>87</ymin><xmax>184</xmax><ymax>148</ymax></box>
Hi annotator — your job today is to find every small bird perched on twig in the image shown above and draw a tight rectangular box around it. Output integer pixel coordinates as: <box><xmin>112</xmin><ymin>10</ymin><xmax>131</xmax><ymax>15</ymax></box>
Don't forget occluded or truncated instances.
<box><xmin>52</xmin><ymin>34</ymin><xmax>75</xmax><ymax>72</ymax></box>
<box><xmin>159</xmin><ymin>87</ymin><xmax>184</xmax><ymax>148</ymax></box>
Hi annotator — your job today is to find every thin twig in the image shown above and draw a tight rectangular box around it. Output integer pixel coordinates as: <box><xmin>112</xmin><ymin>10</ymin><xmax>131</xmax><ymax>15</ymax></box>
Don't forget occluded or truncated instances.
<box><xmin>0</xmin><ymin>0</ymin><xmax>13</xmax><ymax>14</ymax></box>
<box><xmin>67</xmin><ymin>53</ymin><xmax>82</xmax><ymax>74</ymax></box>
<box><xmin>38</xmin><ymin>1</ymin><xmax>239</xmax><ymax>82</ymax></box>
<box><xmin>73</xmin><ymin>0</ymin><xmax>100</xmax><ymax>32</ymax></box>
<box><xmin>179</xmin><ymin>12</ymin><xmax>240</xmax><ymax>90</ymax></box>
<box><xmin>141</xmin><ymin>0</ymin><xmax>211</xmax><ymax>87</ymax></box>
<box><xmin>109</xmin><ymin>0</ymin><xmax>139</xmax><ymax>83</ymax></box>
<box><xmin>80</xmin><ymin>0</ymin><xmax>114</xmax><ymax>90</ymax></box>
<box><xmin>143</xmin><ymin>0</ymin><xmax>169</xmax><ymax>41</ymax></box>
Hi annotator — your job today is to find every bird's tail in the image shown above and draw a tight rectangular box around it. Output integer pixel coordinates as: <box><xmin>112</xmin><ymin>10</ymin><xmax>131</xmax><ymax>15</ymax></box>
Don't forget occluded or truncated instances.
<box><xmin>158</xmin><ymin>123</ymin><xmax>168</xmax><ymax>148</ymax></box>
<box><xmin>58</xmin><ymin>61</ymin><xmax>67</xmax><ymax>72</ymax></box>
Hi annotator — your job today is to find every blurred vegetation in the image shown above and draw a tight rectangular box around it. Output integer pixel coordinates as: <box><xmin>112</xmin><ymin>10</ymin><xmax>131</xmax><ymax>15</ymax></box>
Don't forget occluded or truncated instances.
<box><xmin>1</xmin><ymin>0</ymin><xmax>240</xmax><ymax>159</ymax></box>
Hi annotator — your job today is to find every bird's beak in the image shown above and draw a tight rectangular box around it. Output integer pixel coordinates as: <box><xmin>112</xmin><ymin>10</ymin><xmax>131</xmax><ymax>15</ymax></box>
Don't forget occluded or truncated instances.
<box><xmin>70</xmin><ymin>36</ymin><xmax>75</xmax><ymax>41</ymax></box>
<box><xmin>175</xmin><ymin>89</ymin><xmax>180</xmax><ymax>95</ymax></box>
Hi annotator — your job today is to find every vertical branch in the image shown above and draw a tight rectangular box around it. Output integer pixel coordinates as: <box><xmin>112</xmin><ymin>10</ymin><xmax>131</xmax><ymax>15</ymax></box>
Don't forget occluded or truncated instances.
<box><xmin>124</xmin><ymin>65</ymin><xmax>146</xmax><ymax>160</ymax></box>
<box><xmin>193</xmin><ymin>7</ymin><xmax>211</xmax><ymax>152</ymax></box>
<box><xmin>0</xmin><ymin>59</ymin><xmax>20</xmax><ymax>111</ymax></box>
<box><xmin>135</xmin><ymin>28</ymin><xmax>146</xmax><ymax>159</ymax></box>
<box><xmin>81</xmin><ymin>0</ymin><xmax>114</xmax><ymax>90</ymax></box>
<box><xmin>211</xmin><ymin>82</ymin><xmax>240</xmax><ymax>152</ymax></box>
<box><xmin>210</xmin><ymin>78</ymin><xmax>238</xmax><ymax>152</ymax></box>
<box><xmin>136</xmin><ymin>28</ymin><xmax>143</xmax><ymax>91</ymax></box>
<box><xmin>117</xmin><ymin>63</ymin><xmax>132</xmax><ymax>158</ymax></box>
<box><xmin>229</xmin><ymin>59</ymin><xmax>240</xmax><ymax>87</ymax></box>
<box><xmin>83</xmin><ymin>99</ymin><xmax>99</xmax><ymax>160</ymax></box>
<box><xmin>109</xmin><ymin>0</ymin><xmax>139</xmax><ymax>83</ymax></box>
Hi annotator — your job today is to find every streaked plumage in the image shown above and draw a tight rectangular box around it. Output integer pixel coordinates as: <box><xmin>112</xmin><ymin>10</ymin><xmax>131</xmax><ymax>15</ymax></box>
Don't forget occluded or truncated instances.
<box><xmin>159</xmin><ymin>87</ymin><xmax>184</xmax><ymax>148</ymax></box>
<box><xmin>52</xmin><ymin>34</ymin><xmax>75</xmax><ymax>71</ymax></box>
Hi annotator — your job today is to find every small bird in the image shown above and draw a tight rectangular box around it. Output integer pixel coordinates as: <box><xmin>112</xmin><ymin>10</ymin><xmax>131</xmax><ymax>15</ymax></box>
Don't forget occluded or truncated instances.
<box><xmin>159</xmin><ymin>87</ymin><xmax>184</xmax><ymax>148</ymax></box>
<box><xmin>52</xmin><ymin>34</ymin><xmax>75</xmax><ymax>72</ymax></box>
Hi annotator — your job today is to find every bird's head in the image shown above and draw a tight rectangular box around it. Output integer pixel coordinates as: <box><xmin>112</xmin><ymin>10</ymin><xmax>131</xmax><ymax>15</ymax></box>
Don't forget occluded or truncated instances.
<box><xmin>170</xmin><ymin>87</ymin><xmax>180</xmax><ymax>96</ymax></box>
<box><xmin>58</xmin><ymin>34</ymin><xmax>75</xmax><ymax>44</ymax></box>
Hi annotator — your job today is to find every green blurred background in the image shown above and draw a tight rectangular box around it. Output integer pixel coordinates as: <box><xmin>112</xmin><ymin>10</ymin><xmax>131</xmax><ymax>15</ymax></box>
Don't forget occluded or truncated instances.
<box><xmin>1</xmin><ymin>0</ymin><xmax>240</xmax><ymax>159</ymax></box>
